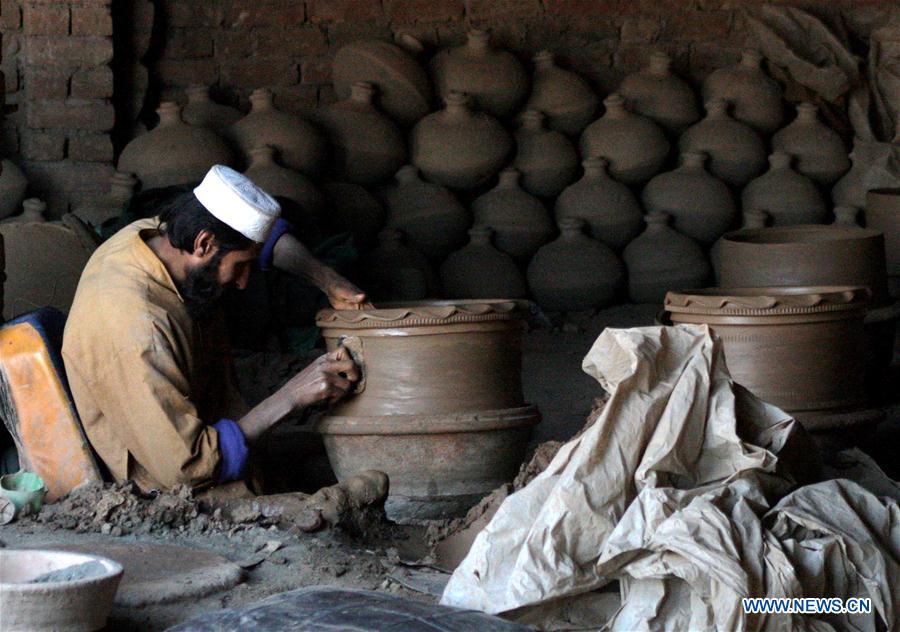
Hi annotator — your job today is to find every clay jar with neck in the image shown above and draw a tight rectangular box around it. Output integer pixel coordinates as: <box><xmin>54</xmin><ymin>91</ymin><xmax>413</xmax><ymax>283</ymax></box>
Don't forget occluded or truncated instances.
<box><xmin>244</xmin><ymin>145</ymin><xmax>325</xmax><ymax>224</ymax></box>
<box><xmin>712</xmin><ymin>209</ymin><xmax>768</xmax><ymax>282</ymax></box>
<box><xmin>580</xmin><ymin>93</ymin><xmax>670</xmax><ymax>185</ymax></box>
<box><xmin>411</xmin><ymin>92</ymin><xmax>512</xmax><ymax>190</ymax></box>
<box><xmin>527</xmin><ymin>218</ymin><xmax>626</xmax><ymax>312</ymax></box>
<box><xmin>3</xmin><ymin>198</ymin><xmax>46</xmax><ymax>224</ymax></box>
<box><xmin>357</xmin><ymin>228</ymin><xmax>439</xmax><ymax>301</ymax></box>
<box><xmin>624</xmin><ymin>211</ymin><xmax>712</xmax><ymax>304</ymax></box>
<box><xmin>471</xmin><ymin>168</ymin><xmax>554</xmax><ymax>262</ymax></box>
<box><xmin>555</xmin><ymin>157</ymin><xmax>643</xmax><ymax>252</ymax></box>
<box><xmin>227</xmin><ymin>88</ymin><xmax>326</xmax><ymax>176</ymax></box>
<box><xmin>513</xmin><ymin>110</ymin><xmax>580</xmax><ymax>198</ymax></box>
<box><xmin>642</xmin><ymin>151</ymin><xmax>737</xmax><ymax>245</ymax></box>
<box><xmin>679</xmin><ymin>98</ymin><xmax>766</xmax><ymax>187</ymax></box>
<box><xmin>525</xmin><ymin>51</ymin><xmax>599</xmax><ymax>136</ymax></box>
<box><xmin>321</xmin><ymin>181</ymin><xmax>385</xmax><ymax>250</ymax></box>
<box><xmin>0</xmin><ymin>160</ymin><xmax>28</xmax><ymax>220</ymax></box>
<box><xmin>430</xmin><ymin>28</ymin><xmax>528</xmax><ymax>118</ymax></box>
<box><xmin>182</xmin><ymin>85</ymin><xmax>241</xmax><ymax>133</ymax></box>
<box><xmin>384</xmin><ymin>165</ymin><xmax>470</xmax><ymax>260</ymax></box>
<box><xmin>832</xmin><ymin>206</ymin><xmax>859</xmax><ymax>227</ymax></box>
<box><xmin>702</xmin><ymin>50</ymin><xmax>784</xmax><ymax>135</ymax></box>
<box><xmin>316</xmin><ymin>81</ymin><xmax>407</xmax><ymax>185</ymax></box>
<box><xmin>118</xmin><ymin>102</ymin><xmax>236</xmax><ymax>190</ymax></box>
<box><xmin>772</xmin><ymin>102</ymin><xmax>850</xmax><ymax>186</ymax></box>
<box><xmin>440</xmin><ymin>227</ymin><xmax>528</xmax><ymax>300</ymax></box>
<box><xmin>742</xmin><ymin>152</ymin><xmax>827</xmax><ymax>226</ymax></box>
<box><xmin>618</xmin><ymin>52</ymin><xmax>700</xmax><ymax>135</ymax></box>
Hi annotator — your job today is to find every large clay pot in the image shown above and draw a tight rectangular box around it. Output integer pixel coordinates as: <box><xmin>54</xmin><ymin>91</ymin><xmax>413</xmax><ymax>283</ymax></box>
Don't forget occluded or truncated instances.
<box><xmin>321</xmin><ymin>181</ymin><xmax>385</xmax><ymax>250</ymax></box>
<box><xmin>513</xmin><ymin>110</ymin><xmax>579</xmax><ymax>198</ymax></box>
<box><xmin>679</xmin><ymin>98</ymin><xmax>766</xmax><ymax>187</ymax></box>
<box><xmin>440</xmin><ymin>227</ymin><xmax>527</xmax><ymax>299</ymax></box>
<box><xmin>772</xmin><ymin>102</ymin><xmax>850</xmax><ymax>185</ymax></box>
<box><xmin>384</xmin><ymin>165</ymin><xmax>470</xmax><ymax>260</ymax></box>
<box><xmin>712</xmin><ymin>209</ymin><xmax>768</xmax><ymax>282</ymax></box>
<box><xmin>410</xmin><ymin>92</ymin><xmax>512</xmax><ymax>190</ymax></box>
<box><xmin>118</xmin><ymin>102</ymin><xmax>236</xmax><ymax>190</ymax></box>
<box><xmin>243</xmin><ymin>145</ymin><xmax>325</xmax><ymax>222</ymax></box>
<box><xmin>314</xmin><ymin>300</ymin><xmax>540</xmax><ymax>520</ymax></box>
<box><xmin>580</xmin><ymin>93</ymin><xmax>669</xmax><ymax>185</ymax></box>
<box><xmin>3</xmin><ymin>198</ymin><xmax>46</xmax><ymax>224</ymax></box>
<box><xmin>182</xmin><ymin>85</ymin><xmax>241</xmax><ymax>133</ymax></box>
<box><xmin>555</xmin><ymin>157</ymin><xmax>643</xmax><ymax>251</ymax></box>
<box><xmin>617</xmin><ymin>51</ymin><xmax>699</xmax><ymax>135</ymax></box>
<box><xmin>227</xmin><ymin>88</ymin><xmax>326</xmax><ymax>176</ymax></box>
<box><xmin>623</xmin><ymin>211</ymin><xmax>711</xmax><ymax>304</ymax></box>
<box><xmin>665</xmin><ymin>286</ymin><xmax>869</xmax><ymax>421</ymax></box>
<box><xmin>864</xmin><ymin>189</ymin><xmax>900</xmax><ymax>297</ymax></box>
<box><xmin>641</xmin><ymin>151</ymin><xmax>737</xmax><ymax>245</ymax></box>
<box><xmin>524</xmin><ymin>50</ymin><xmax>598</xmax><ymax>136</ymax></box>
<box><xmin>471</xmin><ymin>168</ymin><xmax>554</xmax><ymax>261</ymax></box>
<box><xmin>0</xmin><ymin>160</ymin><xmax>28</xmax><ymax>220</ymax></box>
<box><xmin>701</xmin><ymin>49</ymin><xmax>784</xmax><ymax>135</ymax></box>
<box><xmin>316</xmin><ymin>82</ymin><xmax>407</xmax><ymax>185</ymax></box>
<box><xmin>741</xmin><ymin>152</ymin><xmax>828</xmax><ymax>226</ymax></box>
<box><xmin>332</xmin><ymin>38</ymin><xmax>431</xmax><ymax>127</ymax></box>
<box><xmin>527</xmin><ymin>218</ymin><xmax>625</xmax><ymax>312</ymax></box>
<box><xmin>357</xmin><ymin>229</ymin><xmax>439</xmax><ymax>301</ymax></box>
<box><xmin>430</xmin><ymin>29</ymin><xmax>528</xmax><ymax>118</ymax></box>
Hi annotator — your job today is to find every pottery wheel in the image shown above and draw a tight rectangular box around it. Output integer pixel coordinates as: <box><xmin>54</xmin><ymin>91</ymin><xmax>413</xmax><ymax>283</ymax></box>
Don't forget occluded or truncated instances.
<box><xmin>37</xmin><ymin>541</ymin><xmax>243</xmax><ymax>606</ymax></box>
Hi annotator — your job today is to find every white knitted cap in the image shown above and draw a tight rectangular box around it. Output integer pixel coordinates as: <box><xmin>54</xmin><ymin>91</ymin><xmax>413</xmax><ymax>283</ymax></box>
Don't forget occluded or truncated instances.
<box><xmin>193</xmin><ymin>165</ymin><xmax>281</xmax><ymax>243</ymax></box>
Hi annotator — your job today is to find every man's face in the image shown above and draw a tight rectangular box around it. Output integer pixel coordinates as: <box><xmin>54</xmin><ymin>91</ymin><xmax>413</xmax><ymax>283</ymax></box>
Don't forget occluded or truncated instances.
<box><xmin>180</xmin><ymin>244</ymin><xmax>259</xmax><ymax>320</ymax></box>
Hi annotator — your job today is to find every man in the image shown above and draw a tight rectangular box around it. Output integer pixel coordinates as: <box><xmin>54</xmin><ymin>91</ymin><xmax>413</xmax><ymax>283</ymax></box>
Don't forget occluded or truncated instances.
<box><xmin>62</xmin><ymin>165</ymin><xmax>361</xmax><ymax>492</ymax></box>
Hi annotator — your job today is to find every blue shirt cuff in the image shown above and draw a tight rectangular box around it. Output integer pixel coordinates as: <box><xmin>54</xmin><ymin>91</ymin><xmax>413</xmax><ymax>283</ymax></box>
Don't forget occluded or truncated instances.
<box><xmin>213</xmin><ymin>419</ymin><xmax>249</xmax><ymax>484</ymax></box>
<box><xmin>258</xmin><ymin>218</ymin><xmax>293</xmax><ymax>271</ymax></box>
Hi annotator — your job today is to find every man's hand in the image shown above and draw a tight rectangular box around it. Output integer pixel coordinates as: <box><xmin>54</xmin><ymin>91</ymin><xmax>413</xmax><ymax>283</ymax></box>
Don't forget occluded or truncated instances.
<box><xmin>324</xmin><ymin>274</ymin><xmax>372</xmax><ymax>311</ymax></box>
<box><xmin>283</xmin><ymin>347</ymin><xmax>360</xmax><ymax>409</ymax></box>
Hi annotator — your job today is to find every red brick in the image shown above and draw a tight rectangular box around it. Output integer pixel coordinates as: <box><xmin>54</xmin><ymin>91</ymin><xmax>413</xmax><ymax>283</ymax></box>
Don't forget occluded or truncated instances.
<box><xmin>308</xmin><ymin>0</ymin><xmax>384</xmax><ymax>23</ymax></box>
<box><xmin>67</xmin><ymin>132</ymin><xmax>112</xmax><ymax>161</ymax></box>
<box><xmin>271</xmin><ymin>84</ymin><xmax>317</xmax><ymax>114</ymax></box>
<box><xmin>317</xmin><ymin>84</ymin><xmax>337</xmax><ymax>106</ymax></box>
<box><xmin>162</xmin><ymin>0</ymin><xmax>207</xmax><ymax>28</ymax></box>
<box><xmin>221</xmin><ymin>57</ymin><xmax>297</xmax><ymax>88</ymax></box>
<box><xmin>25</xmin><ymin>66</ymin><xmax>69</xmax><ymax>99</ymax></box>
<box><xmin>222</xmin><ymin>0</ymin><xmax>306</xmax><ymax>29</ymax></box>
<box><xmin>543</xmin><ymin>0</ymin><xmax>637</xmax><ymax>18</ymax></box>
<box><xmin>326</xmin><ymin>20</ymin><xmax>393</xmax><ymax>47</ymax></box>
<box><xmin>662</xmin><ymin>10</ymin><xmax>732</xmax><ymax>41</ymax></box>
<box><xmin>1</xmin><ymin>0</ymin><xmax>23</xmax><ymax>30</ymax></box>
<box><xmin>21</xmin><ymin>130</ymin><xmax>65</xmax><ymax>160</ymax></box>
<box><xmin>163</xmin><ymin>29</ymin><xmax>213</xmax><ymax>58</ymax></box>
<box><xmin>300</xmin><ymin>55</ymin><xmax>331</xmax><ymax>85</ymax></box>
<box><xmin>385</xmin><ymin>0</ymin><xmax>463</xmax><ymax>23</ymax></box>
<box><xmin>255</xmin><ymin>26</ymin><xmax>327</xmax><ymax>57</ymax></box>
<box><xmin>464</xmin><ymin>0</ymin><xmax>541</xmax><ymax>21</ymax></box>
<box><xmin>156</xmin><ymin>57</ymin><xmax>218</xmax><ymax>87</ymax></box>
<box><xmin>215</xmin><ymin>32</ymin><xmax>253</xmax><ymax>58</ymax></box>
<box><xmin>621</xmin><ymin>14</ymin><xmax>661</xmax><ymax>42</ymax></box>
<box><xmin>70</xmin><ymin>66</ymin><xmax>112</xmax><ymax>99</ymax></box>
<box><xmin>19</xmin><ymin>160</ymin><xmax>115</xmax><ymax>218</ymax></box>
<box><xmin>23</xmin><ymin>2</ymin><xmax>69</xmax><ymax>35</ymax></box>
<box><xmin>1</xmin><ymin>118</ymin><xmax>20</xmax><ymax>154</ymax></box>
<box><xmin>70</xmin><ymin>5</ymin><xmax>111</xmax><ymax>35</ymax></box>
<box><xmin>26</xmin><ymin>99</ymin><xmax>114</xmax><ymax>131</ymax></box>
<box><xmin>25</xmin><ymin>36</ymin><xmax>112</xmax><ymax>67</ymax></box>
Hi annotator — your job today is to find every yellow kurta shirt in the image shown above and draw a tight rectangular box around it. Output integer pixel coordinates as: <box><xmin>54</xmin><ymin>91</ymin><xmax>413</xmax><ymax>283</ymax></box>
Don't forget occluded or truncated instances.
<box><xmin>62</xmin><ymin>218</ymin><xmax>245</xmax><ymax>492</ymax></box>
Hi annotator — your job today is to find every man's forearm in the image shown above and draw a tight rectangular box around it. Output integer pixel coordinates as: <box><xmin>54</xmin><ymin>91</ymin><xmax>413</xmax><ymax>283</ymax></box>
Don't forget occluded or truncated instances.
<box><xmin>271</xmin><ymin>232</ymin><xmax>337</xmax><ymax>290</ymax></box>
<box><xmin>237</xmin><ymin>390</ymin><xmax>295</xmax><ymax>444</ymax></box>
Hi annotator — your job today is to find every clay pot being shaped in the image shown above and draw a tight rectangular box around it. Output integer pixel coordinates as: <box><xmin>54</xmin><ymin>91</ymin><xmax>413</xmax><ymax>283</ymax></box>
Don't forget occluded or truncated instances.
<box><xmin>772</xmin><ymin>102</ymin><xmax>850</xmax><ymax>185</ymax></box>
<box><xmin>430</xmin><ymin>28</ymin><xmax>528</xmax><ymax>118</ymax></box>
<box><xmin>440</xmin><ymin>227</ymin><xmax>528</xmax><ymax>299</ymax></box>
<box><xmin>227</xmin><ymin>88</ymin><xmax>326</xmax><ymax>176</ymax></box>
<box><xmin>244</xmin><ymin>145</ymin><xmax>325</xmax><ymax>225</ymax></box>
<box><xmin>527</xmin><ymin>218</ymin><xmax>626</xmax><ymax>312</ymax></box>
<box><xmin>525</xmin><ymin>51</ymin><xmax>599</xmax><ymax>136</ymax></box>
<box><xmin>641</xmin><ymin>151</ymin><xmax>737</xmax><ymax>245</ymax></box>
<box><xmin>513</xmin><ymin>110</ymin><xmax>580</xmax><ymax>198</ymax></box>
<box><xmin>580</xmin><ymin>93</ymin><xmax>670</xmax><ymax>185</ymax></box>
<box><xmin>322</xmin><ymin>181</ymin><xmax>385</xmax><ymax>250</ymax></box>
<box><xmin>384</xmin><ymin>165</ymin><xmax>470</xmax><ymax>260</ymax></box>
<box><xmin>865</xmin><ymin>188</ymin><xmax>900</xmax><ymax>295</ymax></box>
<box><xmin>471</xmin><ymin>168</ymin><xmax>554</xmax><ymax>261</ymax></box>
<box><xmin>679</xmin><ymin>98</ymin><xmax>767</xmax><ymax>187</ymax></box>
<box><xmin>711</xmin><ymin>208</ymin><xmax>768</xmax><ymax>282</ymax></box>
<box><xmin>623</xmin><ymin>211</ymin><xmax>712</xmax><ymax>304</ymax></box>
<box><xmin>357</xmin><ymin>228</ymin><xmax>440</xmax><ymax>301</ymax></box>
<box><xmin>332</xmin><ymin>37</ymin><xmax>431</xmax><ymax>127</ymax></box>
<box><xmin>701</xmin><ymin>49</ymin><xmax>784</xmax><ymax>135</ymax></box>
<box><xmin>741</xmin><ymin>152</ymin><xmax>828</xmax><ymax>226</ymax></box>
<box><xmin>410</xmin><ymin>92</ymin><xmax>512</xmax><ymax>190</ymax></box>
<box><xmin>316</xmin><ymin>82</ymin><xmax>407</xmax><ymax>185</ymax></box>
<box><xmin>182</xmin><ymin>85</ymin><xmax>242</xmax><ymax>133</ymax></box>
<box><xmin>0</xmin><ymin>160</ymin><xmax>28</xmax><ymax>220</ymax></box>
<box><xmin>617</xmin><ymin>51</ymin><xmax>699</xmax><ymax>135</ymax></box>
<box><xmin>832</xmin><ymin>206</ymin><xmax>860</xmax><ymax>227</ymax></box>
<box><xmin>555</xmin><ymin>157</ymin><xmax>643</xmax><ymax>251</ymax></box>
<box><xmin>118</xmin><ymin>102</ymin><xmax>237</xmax><ymax>190</ymax></box>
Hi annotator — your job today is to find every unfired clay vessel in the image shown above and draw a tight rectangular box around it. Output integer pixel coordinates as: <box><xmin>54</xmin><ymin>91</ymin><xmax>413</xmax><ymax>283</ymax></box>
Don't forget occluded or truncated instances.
<box><xmin>741</xmin><ymin>152</ymin><xmax>828</xmax><ymax>226</ymax></box>
<box><xmin>118</xmin><ymin>102</ymin><xmax>236</xmax><ymax>190</ymax></box>
<box><xmin>525</xmin><ymin>51</ymin><xmax>598</xmax><ymax>136</ymax></box>
<box><xmin>430</xmin><ymin>29</ymin><xmax>528</xmax><ymax>118</ymax></box>
<box><xmin>384</xmin><ymin>165</ymin><xmax>470</xmax><ymax>260</ymax></box>
<box><xmin>182</xmin><ymin>85</ymin><xmax>241</xmax><ymax>133</ymax></box>
<box><xmin>513</xmin><ymin>110</ymin><xmax>579</xmax><ymax>198</ymax></box>
<box><xmin>244</xmin><ymin>145</ymin><xmax>325</xmax><ymax>219</ymax></box>
<box><xmin>440</xmin><ymin>227</ymin><xmax>528</xmax><ymax>299</ymax></box>
<box><xmin>332</xmin><ymin>37</ymin><xmax>431</xmax><ymax>127</ymax></box>
<box><xmin>772</xmin><ymin>102</ymin><xmax>850</xmax><ymax>185</ymax></box>
<box><xmin>314</xmin><ymin>300</ymin><xmax>540</xmax><ymax>520</ymax></box>
<box><xmin>554</xmin><ymin>157</ymin><xmax>643</xmax><ymax>251</ymax></box>
<box><xmin>679</xmin><ymin>98</ymin><xmax>767</xmax><ymax>187</ymax></box>
<box><xmin>865</xmin><ymin>188</ymin><xmax>900</xmax><ymax>295</ymax></box>
<box><xmin>617</xmin><ymin>51</ymin><xmax>699</xmax><ymax>135</ymax></box>
<box><xmin>357</xmin><ymin>228</ymin><xmax>439</xmax><ymax>301</ymax></box>
<box><xmin>410</xmin><ymin>92</ymin><xmax>512</xmax><ymax>190</ymax></box>
<box><xmin>527</xmin><ymin>218</ymin><xmax>626</xmax><ymax>312</ymax></box>
<box><xmin>701</xmin><ymin>49</ymin><xmax>783</xmax><ymax>134</ymax></box>
<box><xmin>471</xmin><ymin>168</ymin><xmax>554</xmax><ymax>261</ymax></box>
<box><xmin>227</xmin><ymin>88</ymin><xmax>326</xmax><ymax>176</ymax></box>
<box><xmin>832</xmin><ymin>206</ymin><xmax>860</xmax><ymax>227</ymax></box>
<box><xmin>711</xmin><ymin>209</ymin><xmax>768</xmax><ymax>282</ymax></box>
<box><xmin>623</xmin><ymin>211</ymin><xmax>712</xmax><ymax>304</ymax></box>
<box><xmin>641</xmin><ymin>151</ymin><xmax>737</xmax><ymax>245</ymax></box>
<box><xmin>322</xmin><ymin>181</ymin><xmax>385</xmax><ymax>250</ymax></box>
<box><xmin>0</xmin><ymin>159</ymin><xmax>28</xmax><ymax>220</ymax></box>
<box><xmin>3</xmin><ymin>198</ymin><xmax>45</xmax><ymax>224</ymax></box>
<box><xmin>109</xmin><ymin>171</ymin><xmax>138</xmax><ymax>207</ymax></box>
<box><xmin>580</xmin><ymin>93</ymin><xmax>670</xmax><ymax>185</ymax></box>
<box><xmin>316</xmin><ymin>82</ymin><xmax>406</xmax><ymax>185</ymax></box>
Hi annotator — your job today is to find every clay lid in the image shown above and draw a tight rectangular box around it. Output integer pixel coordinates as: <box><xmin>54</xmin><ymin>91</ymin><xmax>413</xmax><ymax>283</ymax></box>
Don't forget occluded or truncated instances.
<box><xmin>664</xmin><ymin>285</ymin><xmax>870</xmax><ymax>316</ymax></box>
<box><xmin>317</xmin><ymin>300</ymin><xmax>525</xmax><ymax>330</ymax></box>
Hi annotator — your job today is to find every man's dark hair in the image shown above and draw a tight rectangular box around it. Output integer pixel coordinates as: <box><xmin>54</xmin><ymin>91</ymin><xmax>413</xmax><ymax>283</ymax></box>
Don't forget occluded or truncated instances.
<box><xmin>157</xmin><ymin>191</ymin><xmax>253</xmax><ymax>255</ymax></box>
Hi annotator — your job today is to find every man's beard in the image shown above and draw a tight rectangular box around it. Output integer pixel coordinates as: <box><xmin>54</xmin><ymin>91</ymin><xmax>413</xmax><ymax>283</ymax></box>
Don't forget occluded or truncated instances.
<box><xmin>177</xmin><ymin>252</ymin><xmax>227</xmax><ymax>321</ymax></box>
